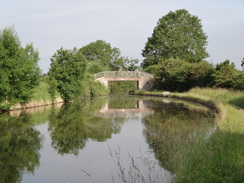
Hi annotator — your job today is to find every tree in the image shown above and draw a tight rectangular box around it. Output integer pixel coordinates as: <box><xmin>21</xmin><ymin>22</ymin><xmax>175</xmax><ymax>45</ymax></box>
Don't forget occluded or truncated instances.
<box><xmin>154</xmin><ymin>58</ymin><xmax>190</xmax><ymax>91</ymax></box>
<box><xmin>123</xmin><ymin>57</ymin><xmax>140</xmax><ymax>71</ymax></box>
<box><xmin>141</xmin><ymin>9</ymin><xmax>209</xmax><ymax>69</ymax></box>
<box><xmin>211</xmin><ymin>60</ymin><xmax>238</xmax><ymax>88</ymax></box>
<box><xmin>0</xmin><ymin>26</ymin><xmax>40</xmax><ymax>108</ymax></box>
<box><xmin>48</xmin><ymin>47</ymin><xmax>87</xmax><ymax>101</ymax></box>
<box><xmin>241</xmin><ymin>58</ymin><xmax>244</xmax><ymax>69</ymax></box>
<box><xmin>154</xmin><ymin>59</ymin><xmax>214</xmax><ymax>92</ymax></box>
<box><xmin>80</xmin><ymin>40</ymin><xmax>124</xmax><ymax>72</ymax></box>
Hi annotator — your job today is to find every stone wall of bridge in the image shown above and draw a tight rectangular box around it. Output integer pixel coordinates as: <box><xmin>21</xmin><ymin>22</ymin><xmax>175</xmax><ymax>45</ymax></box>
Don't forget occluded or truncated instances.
<box><xmin>93</xmin><ymin>71</ymin><xmax>154</xmax><ymax>91</ymax></box>
<box><xmin>95</xmin><ymin>76</ymin><xmax>153</xmax><ymax>91</ymax></box>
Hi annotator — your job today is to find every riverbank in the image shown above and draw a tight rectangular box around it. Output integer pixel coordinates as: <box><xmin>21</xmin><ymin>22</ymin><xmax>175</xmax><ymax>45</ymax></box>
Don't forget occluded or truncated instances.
<box><xmin>0</xmin><ymin>81</ymin><xmax>64</xmax><ymax>113</ymax></box>
<box><xmin>135</xmin><ymin>88</ymin><xmax>244</xmax><ymax>182</ymax></box>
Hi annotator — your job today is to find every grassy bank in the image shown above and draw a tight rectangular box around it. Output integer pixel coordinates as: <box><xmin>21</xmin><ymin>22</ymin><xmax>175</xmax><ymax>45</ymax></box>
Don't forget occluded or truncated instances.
<box><xmin>135</xmin><ymin>88</ymin><xmax>244</xmax><ymax>182</ymax></box>
<box><xmin>9</xmin><ymin>81</ymin><xmax>62</xmax><ymax>111</ymax></box>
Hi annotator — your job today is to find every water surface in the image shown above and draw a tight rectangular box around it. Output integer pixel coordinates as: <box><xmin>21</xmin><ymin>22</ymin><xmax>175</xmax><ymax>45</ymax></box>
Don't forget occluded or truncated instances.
<box><xmin>0</xmin><ymin>96</ymin><xmax>215</xmax><ymax>183</ymax></box>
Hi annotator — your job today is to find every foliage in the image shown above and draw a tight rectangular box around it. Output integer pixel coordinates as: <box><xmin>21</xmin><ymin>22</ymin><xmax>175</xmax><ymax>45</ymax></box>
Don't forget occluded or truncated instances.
<box><xmin>211</xmin><ymin>60</ymin><xmax>238</xmax><ymax>88</ymax></box>
<box><xmin>241</xmin><ymin>58</ymin><xmax>244</xmax><ymax>69</ymax></box>
<box><xmin>80</xmin><ymin>40</ymin><xmax>140</xmax><ymax>73</ymax></box>
<box><xmin>187</xmin><ymin>61</ymin><xmax>214</xmax><ymax>88</ymax></box>
<box><xmin>123</xmin><ymin>57</ymin><xmax>140</xmax><ymax>71</ymax></box>
<box><xmin>233</xmin><ymin>71</ymin><xmax>244</xmax><ymax>90</ymax></box>
<box><xmin>109</xmin><ymin>81</ymin><xmax>138</xmax><ymax>94</ymax></box>
<box><xmin>48</xmin><ymin>47</ymin><xmax>87</xmax><ymax>101</ymax></box>
<box><xmin>80</xmin><ymin>40</ymin><xmax>124</xmax><ymax>71</ymax></box>
<box><xmin>0</xmin><ymin>26</ymin><xmax>41</xmax><ymax>109</ymax></box>
<box><xmin>48</xmin><ymin>78</ymin><xmax>58</xmax><ymax>103</ymax></box>
<box><xmin>86</xmin><ymin>61</ymin><xmax>107</xmax><ymax>74</ymax></box>
<box><xmin>154</xmin><ymin>58</ymin><xmax>214</xmax><ymax>92</ymax></box>
<box><xmin>151</xmin><ymin>57</ymin><xmax>243</xmax><ymax>92</ymax></box>
<box><xmin>82</xmin><ymin>75</ymin><xmax>109</xmax><ymax>97</ymax></box>
<box><xmin>141</xmin><ymin>9</ymin><xmax>209</xmax><ymax>69</ymax></box>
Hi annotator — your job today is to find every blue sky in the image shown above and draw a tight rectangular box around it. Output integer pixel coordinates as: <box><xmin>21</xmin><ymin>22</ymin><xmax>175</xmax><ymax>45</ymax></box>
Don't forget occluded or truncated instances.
<box><xmin>0</xmin><ymin>0</ymin><xmax>243</xmax><ymax>73</ymax></box>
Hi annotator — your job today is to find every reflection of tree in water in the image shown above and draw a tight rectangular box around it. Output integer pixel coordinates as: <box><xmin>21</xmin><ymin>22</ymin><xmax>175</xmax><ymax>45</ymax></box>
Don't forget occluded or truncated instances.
<box><xmin>142</xmin><ymin>99</ymin><xmax>215</xmax><ymax>173</ymax></box>
<box><xmin>48</xmin><ymin>97</ymin><xmax>124</xmax><ymax>155</ymax></box>
<box><xmin>108</xmin><ymin>95</ymin><xmax>139</xmax><ymax>109</ymax></box>
<box><xmin>0</xmin><ymin>113</ymin><xmax>42</xmax><ymax>183</ymax></box>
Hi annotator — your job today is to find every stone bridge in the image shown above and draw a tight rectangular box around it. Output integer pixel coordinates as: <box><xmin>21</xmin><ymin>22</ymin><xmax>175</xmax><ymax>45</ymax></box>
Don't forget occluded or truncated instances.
<box><xmin>93</xmin><ymin>71</ymin><xmax>153</xmax><ymax>90</ymax></box>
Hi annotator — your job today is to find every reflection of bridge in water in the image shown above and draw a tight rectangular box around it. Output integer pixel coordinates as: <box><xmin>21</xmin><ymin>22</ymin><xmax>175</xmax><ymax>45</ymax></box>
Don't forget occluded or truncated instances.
<box><xmin>97</xmin><ymin>100</ymin><xmax>154</xmax><ymax>118</ymax></box>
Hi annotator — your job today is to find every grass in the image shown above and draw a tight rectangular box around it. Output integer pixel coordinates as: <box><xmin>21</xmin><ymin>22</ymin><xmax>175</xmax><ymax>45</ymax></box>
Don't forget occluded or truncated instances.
<box><xmin>30</xmin><ymin>81</ymin><xmax>60</xmax><ymax>102</ymax></box>
<box><xmin>189</xmin><ymin>87</ymin><xmax>244</xmax><ymax>109</ymax></box>
<box><xmin>135</xmin><ymin>88</ymin><xmax>244</xmax><ymax>182</ymax></box>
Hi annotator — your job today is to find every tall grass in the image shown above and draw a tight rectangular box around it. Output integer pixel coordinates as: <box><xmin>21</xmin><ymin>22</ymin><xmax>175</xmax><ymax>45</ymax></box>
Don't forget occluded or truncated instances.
<box><xmin>189</xmin><ymin>87</ymin><xmax>244</xmax><ymax>109</ymax></box>
<box><xmin>30</xmin><ymin>81</ymin><xmax>60</xmax><ymax>102</ymax></box>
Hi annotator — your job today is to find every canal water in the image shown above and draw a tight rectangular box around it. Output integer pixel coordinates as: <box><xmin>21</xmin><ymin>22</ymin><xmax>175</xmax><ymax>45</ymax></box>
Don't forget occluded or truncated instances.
<box><xmin>0</xmin><ymin>96</ymin><xmax>215</xmax><ymax>183</ymax></box>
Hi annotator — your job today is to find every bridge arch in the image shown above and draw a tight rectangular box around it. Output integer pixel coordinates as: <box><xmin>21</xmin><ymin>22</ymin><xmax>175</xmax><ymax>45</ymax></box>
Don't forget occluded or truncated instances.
<box><xmin>93</xmin><ymin>71</ymin><xmax>153</xmax><ymax>91</ymax></box>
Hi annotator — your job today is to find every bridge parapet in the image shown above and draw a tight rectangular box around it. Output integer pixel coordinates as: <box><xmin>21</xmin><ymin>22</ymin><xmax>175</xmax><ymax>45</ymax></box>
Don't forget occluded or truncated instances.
<box><xmin>93</xmin><ymin>71</ymin><xmax>153</xmax><ymax>79</ymax></box>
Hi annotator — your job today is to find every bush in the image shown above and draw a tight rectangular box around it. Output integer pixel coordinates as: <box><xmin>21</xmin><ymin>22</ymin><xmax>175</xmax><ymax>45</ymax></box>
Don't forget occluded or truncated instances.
<box><xmin>154</xmin><ymin>59</ymin><xmax>213</xmax><ymax>92</ymax></box>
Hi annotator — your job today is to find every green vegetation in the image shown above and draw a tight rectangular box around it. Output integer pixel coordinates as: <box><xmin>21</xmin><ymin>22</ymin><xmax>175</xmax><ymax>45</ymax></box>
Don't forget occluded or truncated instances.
<box><xmin>0</xmin><ymin>26</ymin><xmax>41</xmax><ymax>110</ymax></box>
<box><xmin>153</xmin><ymin>58</ymin><xmax>214</xmax><ymax>92</ymax></box>
<box><xmin>141</xmin><ymin>9</ymin><xmax>209</xmax><ymax>69</ymax></box>
<box><xmin>48</xmin><ymin>41</ymin><xmax>140</xmax><ymax>101</ymax></box>
<box><xmin>30</xmin><ymin>79</ymin><xmax>60</xmax><ymax>102</ymax></box>
<box><xmin>48</xmin><ymin>47</ymin><xmax>87</xmax><ymax>101</ymax></box>
<box><xmin>141</xmin><ymin>9</ymin><xmax>244</xmax><ymax>92</ymax></box>
<box><xmin>80</xmin><ymin>40</ymin><xmax>140</xmax><ymax>73</ymax></box>
<box><xmin>135</xmin><ymin>88</ymin><xmax>244</xmax><ymax>182</ymax></box>
<box><xmin>109</xmin><ymin>81</ymin><xmax>137</xmax><ymax>94</ymax></box>
<box><xmin>189</xmin><ymin>87</ymin><xmax>244</xmax><ymax>109</ymax></box>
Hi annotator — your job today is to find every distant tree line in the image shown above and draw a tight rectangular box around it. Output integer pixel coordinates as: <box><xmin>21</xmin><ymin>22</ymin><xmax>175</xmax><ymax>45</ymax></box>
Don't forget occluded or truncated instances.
<box><xmin>48</xmin><ymin>40</ymin><xmax>140</xmax><ymax>101</ymax></box>
<box><xmin>0</xmin><ymin>27</ymin><xmax>140</xmax><ymax>108</ymax></box>
<box><xmin>1</xmin><ymin>9</ymin><xmax>244</xmax><ymax>109</ymax></box>
<box><xmin>141</xmin><ymin>9</ymin><xmax>244</xmax><ymax>92</ymax></box>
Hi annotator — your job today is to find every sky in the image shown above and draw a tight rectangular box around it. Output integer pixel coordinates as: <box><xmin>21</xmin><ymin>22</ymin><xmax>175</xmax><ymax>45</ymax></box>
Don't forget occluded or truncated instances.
<box><xmin>0</xmin><ymin>0</ymin><xmax>244</xmax><ymax>73</ymax></box>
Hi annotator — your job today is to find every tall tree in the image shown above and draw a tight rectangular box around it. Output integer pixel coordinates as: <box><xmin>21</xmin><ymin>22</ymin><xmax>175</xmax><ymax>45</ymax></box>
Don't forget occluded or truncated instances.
<box><xmin>141</xmin><ymin>9</ymin><xmax>209</xmax><ymax>69</ymax></box>
<box><xmin>48</xmin><ymin>47</ymin><xmax>87</xmax><ymax>101</ymax></box>
<box><xmin>80</xmin><ymin>40</ymin><xmax>124</xmax><ymax>72</ymax></box>
<box><xmin>0</xmin><ymin>26</ymin><xmax>40</xmax><ymax>108</ymax></box>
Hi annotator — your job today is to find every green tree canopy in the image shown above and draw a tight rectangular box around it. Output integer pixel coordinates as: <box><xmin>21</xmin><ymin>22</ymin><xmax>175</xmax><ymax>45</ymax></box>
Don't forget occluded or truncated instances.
<box><xmin>123</xmin><ymin>57</ymin><xmax>140</xmax><ymax>71</ymax></box>
<box><xmin>80</xmin><ymin>40</ymin><xmax>124</xmax><ymax>72</ymax></box>
<box><xmin>141</xmin><ymin>9</ymin><xmax>209</xmax><ymax>69</ymax></box>
<box><xmin>48</xmin><ymin>47</ymin><xmax>87</xmax><ymax>101</ymax></box>
<box><xmin>211</xmin><ymin>60</ymin><xmax>239</xmax><ymax>88</ymax></box>
<box><xmin>154</xmin><ymin>58</ymin><xmax>214</xmax><ymax>92</ymax></box>
<box><xmin>0</xmin><ymin>26</ymin><xmax>40</xmax><ymax>108</ymax></box>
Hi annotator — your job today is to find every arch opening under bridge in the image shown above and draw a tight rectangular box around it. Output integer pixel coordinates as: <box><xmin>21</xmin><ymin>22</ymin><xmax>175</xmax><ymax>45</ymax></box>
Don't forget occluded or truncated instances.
<box><xmin>93</xmin><ymin>71</ymin><xmax>154</xmax><ymax>91</ymax></box>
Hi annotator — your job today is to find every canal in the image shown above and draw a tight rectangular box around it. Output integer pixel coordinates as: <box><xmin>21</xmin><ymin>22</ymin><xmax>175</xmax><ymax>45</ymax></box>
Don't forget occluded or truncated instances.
<box><xmin>0</xmin><ymin>96</ymin><xmax>215</xmax><ymax>183</ymax></box>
